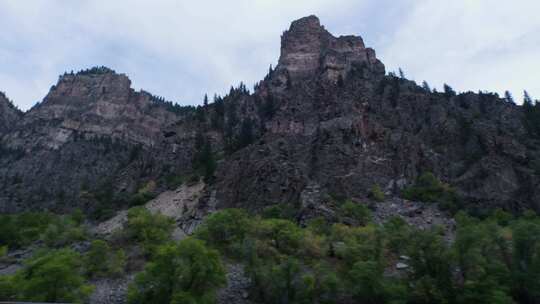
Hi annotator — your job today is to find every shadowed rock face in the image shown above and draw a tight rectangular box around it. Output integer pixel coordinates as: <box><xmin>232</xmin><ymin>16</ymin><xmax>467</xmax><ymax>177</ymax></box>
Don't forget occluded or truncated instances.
<box><xmin>0</xmin><ymin>92</ymin><xmax>22</xmax><ymax>135</ymax></box>
<box><xmin>1</xmin><ymin>16</ymin><xmax>539</xmax><ymax>216</ymax></box>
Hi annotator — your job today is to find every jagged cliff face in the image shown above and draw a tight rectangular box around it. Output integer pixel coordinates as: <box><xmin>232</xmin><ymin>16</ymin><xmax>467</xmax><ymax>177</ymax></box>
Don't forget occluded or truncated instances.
<box><xmin>213</xmin><ymin>16</ymin><xmax>540</xmax><ymax>215</ymax></box>
<box><xmin>277</xmin><ymin>15</ymin><xmax>384</xmax><ymax>82</ymax></box>
<box><xmin>6</xmin><ymin>70</ymin><xmax>178</xmax><ymax>150</ymax></box>
<box><xmin>0</xmin><ymin>92</ymin><xmax>22</xmax><ymax>135</ymax></box>
<box><xmin>0</xmin><ymin>16</ymin><xmax>539</xmax><ymax>216</ymax></box>
<box><xmin>0</xmin><ymin>69</ymin><xmax>200</xmax><ymax>213</ymax></box>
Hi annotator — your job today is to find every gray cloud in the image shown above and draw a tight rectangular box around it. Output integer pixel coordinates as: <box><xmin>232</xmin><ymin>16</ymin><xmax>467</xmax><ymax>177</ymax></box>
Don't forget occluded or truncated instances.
<box><xmin>379</xmin><ymin>0</ymin><xmax>540</xmax><ymax>102</ymax></box>
<box><xmin>1</xmin><ymin>0</ymin><xmax>538</xmax><ymax>110</ymax></box>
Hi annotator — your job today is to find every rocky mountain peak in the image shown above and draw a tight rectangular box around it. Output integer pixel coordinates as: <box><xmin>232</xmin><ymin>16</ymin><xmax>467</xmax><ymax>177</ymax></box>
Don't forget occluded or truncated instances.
<box><xmin>44</xmin><ymin>67</ymin><xmax>132</xmax><ymax>107</ymax></box>
<box><xmin>277</xmin><ymin>15</ymin><xmax>385</xmax><ymax>82</ymax></box>
<box><xmin>288</xmin><ymin>15</ymin><xmax>324</xmax><ymax>33</ymax></box>
<box><xmin>5</xmin><ymin>67</ymin><xmax>179</xmax><ymax>151</ymax></box>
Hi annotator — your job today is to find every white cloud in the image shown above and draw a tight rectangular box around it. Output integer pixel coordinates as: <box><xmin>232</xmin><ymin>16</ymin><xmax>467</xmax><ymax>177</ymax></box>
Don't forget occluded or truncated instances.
<box><xmin>0</xmin><ymin>0</ymin><xmax>539</xmax><ymax>110</ymax></box>
<box><xmin>1</xmin><ymin>0</ymin><xmax>368</xmax><ymax>109</ymax></box>
<box><xmin>379</xmin><ymin>0</ymin><xmax>540</xmax><ymax>102</ymax></box>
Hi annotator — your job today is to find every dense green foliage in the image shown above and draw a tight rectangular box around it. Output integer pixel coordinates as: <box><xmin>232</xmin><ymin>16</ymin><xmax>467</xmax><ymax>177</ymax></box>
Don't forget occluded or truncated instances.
<box><xmin>127</xmin><ymin>238</ymin><xmax>226</xmax><ymax>304</ymax></box>
<box><xmin>0</xmin><ymin>212</ymin><xmax>56</xmax><ymax>248</ymax></box>
<box><xmin>0</xmin><ymin>211</ymin><xmax>87</xmax><ymax>249</ymax></box>
<box><xmin>193</xmin><ymin>132</ymin><xmax>217</xmax><ymax>182</ymax></box>
<box><xmin>339</xmin><ymin>200</ymin><xmax>372</xmax><ymax>225</ymax></box>
<box><xmin>1</xmin><ymin>249</ymin><xmax>93</xmax><ymax>303</ymax></box>
<box><xmin>2</xmin><ymin>203</ymin><xmax>540</xmax><ymax>304</ymax></box>
<box><xmin>523</xmin><ymin>91</ymin><xmax>540</xmax><ymax>136</ymax></box>
<box><xmin>125</xmin><ymin>207</ymin><xmax>175</xmax><ymax>255</ymax></box>
<box><xmin>196</xmin><ymin>208</ymin><xmax>540</xmax><ymax>304</ymax></box>
<box><xmin>85</xmin><ymin>240</ymin><xmax>126</xmax><ymax>278</ymax></box>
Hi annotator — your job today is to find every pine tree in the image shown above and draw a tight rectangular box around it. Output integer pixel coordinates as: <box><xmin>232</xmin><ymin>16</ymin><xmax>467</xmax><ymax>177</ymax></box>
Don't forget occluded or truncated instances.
<box><xmin>524</xmin><ymin>90</ymin><xmax>533</xmax><ymax>107</ymax></box>
<box><xmin>200</xmin><ymin>140</ymin><xmax>216</xmax><ymax>182</ymax></box>
<box><xmin>195</xmin><ymin>105</ymin><xmax>205</xmax><ymax>122</ymax></box>
<box><xmin>398</xmin><ymin>68</ymin><xmax>405</xmax><ymax>79</ymax></box>
<box><xmin>265</xmin><ymin>64</ymin><xmax>274</xmax><ymax>81</ymax></box>
<box><xmin>443</xmin><ymin>84</ymin><xmax>456</xmax><ymax>98</ymax></box>
<box><xmin>238</xmin><ymin>119</ymin><xmax>254</xmax><ymax>149</ymax></box>
<box><xmin>193</xmin><ymin>132</ymin><xmax>216</xmax><ymax>182</ymax></box>
<box><xmin>260</xmin><ymin>94</ymin><xmax>276</xmax><ymax>120</ymax></box>
<box><xmin>203</xmin><ymin>94</ymin><xmax>208</xmax><ymax>107</ymax></box>
<box><xmin>504</xmin><ymin>91</ymin><xmax>514</xmax><ymax>104</ymax></box>
<box><xmin>422</xmin><ymin>81</ymin><xmax>431</xmax><ymax>92</ymax></box>
<box><xmin>523</xmin><ymin>91</ymin><xmax>540</xmax><ymax>136</ymax></box>
<box><xmin>211</xmin><ymin>94</ymin><xmax>225</xmax><ymax>130</ymax></box>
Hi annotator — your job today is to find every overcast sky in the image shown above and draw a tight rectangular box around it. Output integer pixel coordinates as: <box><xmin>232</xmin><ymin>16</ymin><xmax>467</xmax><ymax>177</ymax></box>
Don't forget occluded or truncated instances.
<box><xmin>1</xmin><ymin>0</ymin><xmax>539</xmax><ymax>110</ymax></box>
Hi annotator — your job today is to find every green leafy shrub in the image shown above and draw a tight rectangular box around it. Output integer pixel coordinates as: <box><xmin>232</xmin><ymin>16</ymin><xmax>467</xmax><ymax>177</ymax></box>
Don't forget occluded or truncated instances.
<box><xmin>0</xmin><ymin>212</ymin><xmax>56</xmax><ymax>248</ymax></box>
<box><xmin>382</xmin><ymin>216</ymin><xmax>412</xmax><ymax>256</ymax></box>
<box><xmin>195</xmin><ymin>208</ymin><xmax>251</xmax><ymax>253</ymax></box>
<box><xmin>85</xmin><ymin>240</ymin><xmax>126</xmax><ymax>278</ymax></box>
<box><xmin>402</xmin><ymin>172</ymin><xmax>445</xmax><ymax>202</ymax></box>
<box><xmin>329</xmin><ymin>224</ymin><xmax>382</xmax><ymax>266</ymax></box>
<box><xmin>246</xmin><ymin>256</ymin><xmax>305</xmax><ymax>303</ymax></box>
<box><xmin>402</xmin><ymin>172</ymin><xmax>459</xmax><ymax>211</ymax></box>
<box><xmin>370</xmin><ymin>184</ymin><xmax>385</xmax><ymax>202</ymax></box>
<box><xmin>127</xmin><ymin>238</ymin><xmax>225</xmax><ymax>304</ymax></box>
<box><xmin>510</xmin><ymin>217</ymin><xmax>540</xmax><ymax>302</ymax></box>
<box><xmin>41</xmin><ymin>216</ymin><xmax>87</xmax><ymax>248</ymax></box>
<box><xmin>0</xmin><ymin>245</ymin><xmax>7</xmax><ymax>258</ymax></box>
<box><xmin>0</xmin><ymin>212</ymin><xmax>86</xmax><ymax>249</ymax></box>
<box><xmin>339</xmin><ymin>200</ymin><xmax>372</xmax><ymax>225</ymax></box>
<box><xmin>406</xmin><ymin>228</ymin><xmax>455</xmax><ymax>303</ymax></box>
<box><xmin>261</xmin><ymin>204</ymin><xmax>299</xmax><ymax>220</ymax></box>
<box><xmin>489</xmin><ymin>208</ymin><xmax>513</xmax><ymax>226</ymax></box>
<box><xmin>10</xmin><ymin>249</ymin><xmax>94</xmax><ymax>303</ymax></box>
<box><xmin>453</xmin><ymin>213</ymin><xmax>513</xmax><ymax>303</ymax></box>
<box><xmin>129</xmin><ymin>180</ymin><xmax>157</xmax><ymax>207</ymax></box>
<box><xmin>253</xmin><ymin>219</ymin><xmax>304</xmax><ymax>256</ymax></box>
<box><xmin>71</xmin><ymin>208</ymin><xmax>85</xmax><ymax>225</ymax></box>
<box><xmin>191</xmin><ymin>208</ymin><xmax>540</xmax><ymax>304</ymax></box>
<box><xmin>306</xmin><ymin>217</ymin><xmax>331</xmax><ymax>236</ymax></box>
<box><xmin>125</xmin><ymin>207</ymin><xmax>174</xmax><ymax>255</ymax></box>
<box><xmin>349</xmin><ymin>260</ymin><xmax>393</xmax><ymax>303</ymax></box>
<box><xmin>0</xmin><ymin>275</ymin><xmax>15</xmax><ymax>301</ymax></box>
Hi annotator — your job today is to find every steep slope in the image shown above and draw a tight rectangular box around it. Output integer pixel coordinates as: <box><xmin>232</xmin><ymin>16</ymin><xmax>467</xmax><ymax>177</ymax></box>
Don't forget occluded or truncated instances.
<box><xmin>0</xmin><ymin>92</ymin><xmax>22</xmax><ymax>135</ymax></box>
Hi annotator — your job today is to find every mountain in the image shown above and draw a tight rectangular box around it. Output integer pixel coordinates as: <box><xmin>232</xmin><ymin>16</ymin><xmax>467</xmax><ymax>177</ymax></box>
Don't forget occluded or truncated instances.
<box><xmin>213</xmin><ymin>15</ymin><xmax>539</xmax><ymax>215</ymax></box>
<box><xmin>0</xmin><ymin>67</ymin><xmax>197</xmax><ymax>214</ymax></box>
<box><xmin>1</xmin><ymin>15</ymin><xmax>539</xmax><ymax>217</ymax></box>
